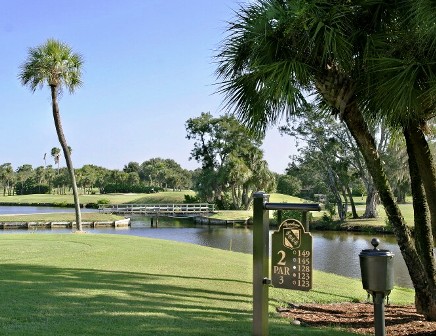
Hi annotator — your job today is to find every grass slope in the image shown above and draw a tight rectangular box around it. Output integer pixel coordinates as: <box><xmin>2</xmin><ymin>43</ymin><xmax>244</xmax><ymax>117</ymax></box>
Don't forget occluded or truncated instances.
<box><xmin>0</xmin><ymin>191</ymin><xmax>195</xmax><ymax>206</ymax></box>
<box><xmin>0</xmin><ymin>234</ymin><xmax>413</xmax><ymax>336</ymax></box>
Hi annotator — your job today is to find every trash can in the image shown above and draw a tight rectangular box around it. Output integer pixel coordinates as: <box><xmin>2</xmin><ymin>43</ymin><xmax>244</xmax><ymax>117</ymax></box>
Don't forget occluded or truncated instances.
<box><xmin>359</xmin><ymin>238</ymin><xmax>395</xmax><ymax>336</ymax></box>
<box><xmin>359</xmin><ymin>238</ymin><xmax>394</xmax><ymax>295</ymax></box>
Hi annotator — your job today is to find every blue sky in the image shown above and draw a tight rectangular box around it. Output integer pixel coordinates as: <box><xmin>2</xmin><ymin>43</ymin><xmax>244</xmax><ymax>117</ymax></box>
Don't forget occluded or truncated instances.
<box><xmin>0</xmin><ymin>0</ymin><xmax>296</xmax><ymax>173</ymax></box>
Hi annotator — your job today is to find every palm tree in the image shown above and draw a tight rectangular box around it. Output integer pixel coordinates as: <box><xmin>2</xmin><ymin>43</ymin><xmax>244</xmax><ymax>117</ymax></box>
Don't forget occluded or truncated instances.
<box><xmin>51</xmin><ymin>147</ymin><xmax>61</xmax><ymax>173</ymax></box>
<box><xmin>216</xmin><ymin>0</ymin><xmax>436</xmax><ymax>320</ymax></box>
<box><xmin>19</xmin><ymin>39</ymin><xmax>83</xmax><ymax>231</ymax></box>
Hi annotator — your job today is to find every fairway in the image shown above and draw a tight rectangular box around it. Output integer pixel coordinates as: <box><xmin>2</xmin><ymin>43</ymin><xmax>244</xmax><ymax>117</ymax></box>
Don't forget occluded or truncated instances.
<box><xmin>0</xmin><ymin>234</ymin><xmax>413</xmax><ymax>336</ymax></box>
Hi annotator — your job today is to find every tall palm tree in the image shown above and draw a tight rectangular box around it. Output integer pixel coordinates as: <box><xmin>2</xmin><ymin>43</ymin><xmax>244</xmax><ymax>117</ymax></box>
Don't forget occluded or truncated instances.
<box><xmin>216</xmin><ymin>0</ymin><xmax>436</xmax><ymax>320</ymax></box>
<box><xmin>51</xmin><ymin>147</ymin><xmax>61</xmax><ymax>173</ymax></box>
<box><xmin>19</xmin><ymin>39</ymin><xmax>83</xmax><ymax>231</ymax></box>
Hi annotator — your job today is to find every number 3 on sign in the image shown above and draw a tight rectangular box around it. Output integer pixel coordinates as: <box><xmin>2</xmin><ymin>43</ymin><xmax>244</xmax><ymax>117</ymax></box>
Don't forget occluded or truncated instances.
<box><xmin>277</xmin><ymin>250</ymin><xmax>286</xmax><ymax>265</ymax></box>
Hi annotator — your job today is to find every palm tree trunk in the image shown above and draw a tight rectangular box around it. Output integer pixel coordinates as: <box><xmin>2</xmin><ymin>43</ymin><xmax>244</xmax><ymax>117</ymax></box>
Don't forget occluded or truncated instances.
<box><xmin>315</xmin><ymin>72</ymin><xmax>436</xmax><ymax>320</ymax></box>
<box><xmin>404</xmin><ymin>127</ymin><xmax>436</xmax><ymax>319</ymax></box>
<box><xmin>405</xmin><ymin>121</ymin><xmax>436</xmax><ymax>240</ymax></box>
<box><xmin>343</xmin><ymin>103</ymin><xmax>436</xmax><ymax>320</ymax></box>
<box><xmin>50</xmin><ymin>85</ymin><xmax>82</xmax><ymax>231</ymax></box>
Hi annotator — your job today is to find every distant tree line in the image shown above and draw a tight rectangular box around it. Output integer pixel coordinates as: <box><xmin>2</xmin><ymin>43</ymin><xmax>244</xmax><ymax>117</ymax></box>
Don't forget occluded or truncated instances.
<box><xmin>0</xmin><ymin>158</ymin><xmax>192</xmax><ymax>196</ymax></box>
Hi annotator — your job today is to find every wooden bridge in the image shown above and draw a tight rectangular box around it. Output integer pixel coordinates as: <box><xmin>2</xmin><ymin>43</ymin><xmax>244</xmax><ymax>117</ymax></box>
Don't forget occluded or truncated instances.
<box><xmin>98</xmin><ymin>203</ymin><xmax>214</xmax><ymax>216</ymax></box>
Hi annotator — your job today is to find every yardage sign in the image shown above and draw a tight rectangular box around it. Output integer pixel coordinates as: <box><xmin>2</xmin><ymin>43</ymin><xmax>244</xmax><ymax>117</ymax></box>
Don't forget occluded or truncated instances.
<box><xmin>271</xmin><ymin>219</ymin><xmax>313</xmax><ymax>291</ymax></box>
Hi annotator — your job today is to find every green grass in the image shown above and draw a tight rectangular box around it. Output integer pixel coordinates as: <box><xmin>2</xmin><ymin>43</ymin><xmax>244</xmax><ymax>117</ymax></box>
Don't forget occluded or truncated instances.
<box><xmin>210</xmin><ymin>193</ymin><xmax>311</xmax><ymax>221</ymax></box>
<box><xmin>0</xmin><ymin>190</ymin><xmax>195</xmax><ymax>206</ymax></box>
<box><xmin>0</xmin><ymin>234</ymin><xmax>413</xmax><ymax>335</ymax></box>
<box><xmin>0</xmin><ymin>191</ymin><xmax>418</xmax><ymax>228</ymax></box>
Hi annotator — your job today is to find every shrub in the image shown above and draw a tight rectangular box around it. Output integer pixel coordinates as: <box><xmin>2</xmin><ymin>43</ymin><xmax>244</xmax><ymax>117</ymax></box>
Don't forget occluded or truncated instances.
<box><xmin>100</xmin><ymin>183</ymin><xmax>163</xmax><ymax>194</ymax></box>
<box><xmin>184</xmin><ymin>194</ymin><xmax>200</xmax><ymax>203</ymax></box>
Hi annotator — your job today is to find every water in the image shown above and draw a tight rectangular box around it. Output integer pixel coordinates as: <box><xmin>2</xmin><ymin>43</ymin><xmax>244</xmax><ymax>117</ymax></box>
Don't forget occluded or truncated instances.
<box><xmin>0</xmin><ymin>209</ymin><xmax>417</xmax><ymax>288</ymax></box>
<box><xmin>115</xmin><ymin>218</ymin><xmax>412</xmax><ymax>288</ymax></box>
<box><xmin>0</xmin><ymin>205</ymin><xmax>97</xmax><ymax>214</ymax></box>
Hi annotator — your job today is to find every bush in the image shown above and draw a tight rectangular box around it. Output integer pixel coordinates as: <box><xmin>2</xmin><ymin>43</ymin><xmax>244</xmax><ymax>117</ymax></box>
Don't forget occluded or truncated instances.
<box><xmin>184</xmin><ymin>194</ymin><xmax>200</xmax><ymax>203</ymax></box>
<box><xmin>15</xmin><ymin>183</ymin><xmax>50</xmax><ymax>195</ymax></box>
<box><xmin>276</xmin><ymin>175</ymin><xmax>302</xmax><ymax>196</ymax></box>
<box><xmin>100</xmin><ymin>183</ymin><xmax>163</xmax><ymax>194</ymax></box>
<box><xmin>273</xmin><ymin>209</ymin><xmax>310</xmax><ymax>225</ymax></box>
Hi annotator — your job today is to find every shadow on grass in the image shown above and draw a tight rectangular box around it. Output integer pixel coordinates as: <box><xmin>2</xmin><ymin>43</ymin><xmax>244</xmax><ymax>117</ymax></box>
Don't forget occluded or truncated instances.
<box><xmin>0</xmin><ymin>263</ymin><xmax>316</xmax><ymax>336</ymax></box>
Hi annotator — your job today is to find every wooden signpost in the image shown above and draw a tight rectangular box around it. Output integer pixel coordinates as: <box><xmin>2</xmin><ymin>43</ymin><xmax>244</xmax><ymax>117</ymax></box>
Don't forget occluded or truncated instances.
<box><xmin>252</xmin><ymin>192</ymin><xmax>320</xmax><ymax>336</ymax></box>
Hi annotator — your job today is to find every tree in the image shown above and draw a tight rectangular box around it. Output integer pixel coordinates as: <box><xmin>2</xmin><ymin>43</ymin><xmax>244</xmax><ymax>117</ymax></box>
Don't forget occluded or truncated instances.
<box><xmin>216</xmin><ymin>0</ymin><xmax>436</xmax><ymax>319</ymax></box>
<box><xmin>51</xmin><ymin>147</ymin><xmax>61</xmax><ymax>173</ymax></box>
<box><xmin>123</xmin><ymin>162</ymin><xmax>140</xmax><ymax>174</ymax></box>
<box><xmin>186</xmin><ymin>112</ymin><xmax>274</xmax><ymax>209</ymax></box>
<box><xmin>276</xmin><ymin>174</ymin><xmax>302</xmax><ymax>197</ymax></box>
<box><xmin>138</xmin><ymin>158</ymin><xmax>190</xmax><ymax>190</ymax></box>
<box><xmin>15</xmin><ymin>165</ymin><xmax>34</xmax><ymax>195</ymax></box>
<box><xmin>19</xmin><ymin>39</ymin><xmax>84</xmax><ymax>231</ymax></box>
<box><xmin>0</xmin><ymin>163</ymin><xmax>15</xmax><ymax>196</ymax></box>
<box><xmin>280</xmin><ymin>105</ymin><xmax>362</xmax><ymax>219</ymax></box>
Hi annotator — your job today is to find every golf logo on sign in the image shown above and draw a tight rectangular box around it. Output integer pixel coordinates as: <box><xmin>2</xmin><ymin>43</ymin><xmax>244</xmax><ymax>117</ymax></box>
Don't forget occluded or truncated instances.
<box><xmin>283</xmin><ymin>226</ymin><xmax>301</xmax><ymax>249</ymax></box>
<box><xmin>271</xmin><ymin>219</ymin><xmax>313</xmax><ymax>290</ymax></box>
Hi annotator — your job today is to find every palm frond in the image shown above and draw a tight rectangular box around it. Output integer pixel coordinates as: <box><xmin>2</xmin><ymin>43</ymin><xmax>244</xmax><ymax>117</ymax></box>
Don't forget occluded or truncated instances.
<box><xmin>18</xmin><ymin>39</ymin><xmax>83</xmax><ymax>95</ymax></box>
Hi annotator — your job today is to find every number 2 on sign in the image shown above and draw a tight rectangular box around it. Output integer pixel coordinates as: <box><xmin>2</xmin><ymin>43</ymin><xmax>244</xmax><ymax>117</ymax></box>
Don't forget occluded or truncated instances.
<box><xmin>277</xmin><ymin>250</ymin><xmax>286</xmax><ymax>265</ymax></box>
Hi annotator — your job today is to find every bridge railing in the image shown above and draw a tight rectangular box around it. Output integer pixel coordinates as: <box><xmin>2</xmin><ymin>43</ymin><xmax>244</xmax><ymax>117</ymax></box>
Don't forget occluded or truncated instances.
<box><xmin>98</xmin><ymin>203</ymin><xmax>214</xmax><ymax>214</ymax></box>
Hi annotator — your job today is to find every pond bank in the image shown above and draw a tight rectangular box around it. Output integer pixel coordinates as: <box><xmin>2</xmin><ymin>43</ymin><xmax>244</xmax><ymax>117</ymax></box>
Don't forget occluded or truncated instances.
<box><xmin>196</xmin><ymin>214</ymin><xmax>398</xmax><ymax>235</ymax></box>
<box><xmin>0</xmin><ymin>218</ymin><xmax>130</xmax><ymax>230</ymax></box>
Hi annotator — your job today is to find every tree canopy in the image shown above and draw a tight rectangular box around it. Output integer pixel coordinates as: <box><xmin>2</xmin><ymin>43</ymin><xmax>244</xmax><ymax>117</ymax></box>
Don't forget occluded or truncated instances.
<box><xmin>186</xmin><ymin>112</ymin><xmax>274</xmax><ymax>209</ymax></box>
<box><xmin>216</xmin><ymin>0</ymin><xmax>436</xmax><ymax>320</ymax></box>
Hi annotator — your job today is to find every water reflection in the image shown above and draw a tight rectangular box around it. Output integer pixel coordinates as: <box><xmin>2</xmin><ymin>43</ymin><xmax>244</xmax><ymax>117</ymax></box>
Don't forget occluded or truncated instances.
<box><xmin>100</xmin><ymin>217</ymin><xmax>414</xmax><ymax>288</ymax></box>
<box><xmin>0</xmin><ymin>205</ymin><xmax>96</xmax><ymax>214</ymax></box>
<box><xmin>312</xmin><ymin>232</ymin><xmax>410</xmax><ymax>288</ymax></box>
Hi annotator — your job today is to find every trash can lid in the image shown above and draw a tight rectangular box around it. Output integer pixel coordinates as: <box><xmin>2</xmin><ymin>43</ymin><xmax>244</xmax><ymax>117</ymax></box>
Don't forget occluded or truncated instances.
<box><xmin>359</xmin><ymin>238</ymin><xmax>394</xmax><ymax>257</ymax></box>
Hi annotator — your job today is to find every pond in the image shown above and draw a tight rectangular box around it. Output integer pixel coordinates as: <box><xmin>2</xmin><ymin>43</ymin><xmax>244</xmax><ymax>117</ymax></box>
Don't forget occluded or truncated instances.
<box><xmin>0</xmin><ymin>205</ymin><xmax>97</xmax><ymax>214</ymax></box>
<box><xmin>121</xmin><ymin>217</ymin><xmax>413</xmax><ymax>288</ymax></box>
<box><xmin>0</xmin><ymin>209</ymin><xmax>415</xmax><ymax>288</ymax></box>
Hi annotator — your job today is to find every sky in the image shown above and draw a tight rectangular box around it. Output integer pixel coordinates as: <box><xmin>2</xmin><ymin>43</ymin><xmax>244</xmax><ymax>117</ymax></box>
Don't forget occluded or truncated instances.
<box><xmin>0</xmin><ymin>0</ymin><xmax>297</xmax><ymax>173</ymax></box>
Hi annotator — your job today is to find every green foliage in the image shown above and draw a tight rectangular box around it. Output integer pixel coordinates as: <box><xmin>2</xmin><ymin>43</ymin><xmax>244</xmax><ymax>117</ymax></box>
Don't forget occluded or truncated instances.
<box><xmin>97</xmin><ymin>198</ymin><xmax>110</xmax><ymax>204</ymax></box>
<box><xmin>53</xmin><ymin>201</ymin><xmax>68</xmax><ymax>207</ymax></box>
<box><xmin>183</xmin><ymin>194</ymin><xmax>200</xmax><ymax>203</ymax></box>
<box><xmin>15</xmin><ymin>183</ymin><xmax>50</xmax><ymax>195</ymax></box>
<box><xmin>101</xmin><ymin>183</ymin><xmax>162</xmax><ymax>194</ymax></box>
<box><xmin>274</xmin><ymin>209</ymin><xmax>303</xmax><ymax>224</ymax></box>
<box><xmin>186</xmin><ymin>112</ymin><xmax>275</xmax><ymax>209</ymax></box>
<box><xmin>276</xmin><ymin>174</ymin><xmax>302</xmax><ymax>196</ymax></box>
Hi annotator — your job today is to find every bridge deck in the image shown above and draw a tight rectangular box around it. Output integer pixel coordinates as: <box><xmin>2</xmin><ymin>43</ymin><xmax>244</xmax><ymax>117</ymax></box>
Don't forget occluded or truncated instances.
<box><xmin>98</xmin><ymin>203</ymin><xmax>214</xmax><ymax>216</ymax></box>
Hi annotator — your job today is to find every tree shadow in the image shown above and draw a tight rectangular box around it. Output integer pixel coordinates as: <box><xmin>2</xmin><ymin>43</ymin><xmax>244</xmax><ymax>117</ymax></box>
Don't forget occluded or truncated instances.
<box><xmin>0</xmin><ymin>263</ymin><xmax>299</xmax><ymax>336</ymax></box>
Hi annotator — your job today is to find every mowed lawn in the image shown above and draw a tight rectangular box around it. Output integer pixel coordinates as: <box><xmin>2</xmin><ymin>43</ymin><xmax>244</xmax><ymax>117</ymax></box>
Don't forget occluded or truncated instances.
<box><xmin>0</xmin><ymin>191</ymin><xmax>418</xmax><ymax>227</ymax></box>
<box><xmin>0</xmin><ymin>191</ymin><xmax>196</xmax><ymax>206</ymax></box>
<box><xmin>0</xmin><ymin>234</ymin><xmax>414</xmax><ymax>336</ymax></box>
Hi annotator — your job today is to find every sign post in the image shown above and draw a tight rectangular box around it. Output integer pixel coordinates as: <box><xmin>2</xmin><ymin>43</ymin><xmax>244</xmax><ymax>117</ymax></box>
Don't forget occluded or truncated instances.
<box><xmin>252</xmin><ymin>192</ymin><xmax>320</xmax><ymax>335</ymax></box>
<box><xmin>252</xmin><ymin>192</ymin><xmax>270</xmax><ymax>336</ymax></box>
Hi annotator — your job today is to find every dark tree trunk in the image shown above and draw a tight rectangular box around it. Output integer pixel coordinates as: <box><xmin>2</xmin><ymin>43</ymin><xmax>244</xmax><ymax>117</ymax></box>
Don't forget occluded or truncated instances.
<box><xmin>404</xmin><ymin>127</ymin><xmax>436</xmax><ymax>319</ymax></box>
<box><xmin>315</xmin><ymin>72</ymin><xmax>436</xmax><ymax>320</ymax></box>
<box><xmin>406</xmin><ymin>121</ymin><xmax>436</xmax><ymax>240</ymax></box>
<box><xmin>344</xmin><ymin>104</ymin><xmax>436</xmax><ymax>320</ymax></box>
<box><xmin>363</xmin><ymin>185</ymin><xmax>378</xmax><ymax>218</ymax></box>
<box><xmin>50</xmin><ymin>85</ymin><xmax>82</xmax><ymax>231</ymax></box>
<box><xmin>341</xmin><ymin>187</ymin><xmax>348</xmax><ymax>220</ymax></box>
<box><xmin>326</xmin><ymin>168</ymin><xmax>344</xmax><ymax>220</ymax></box>
<box><xmin>347</xmin><ymin>186</ymin><xmax>359</xmax><ymax>219</ymax></box>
